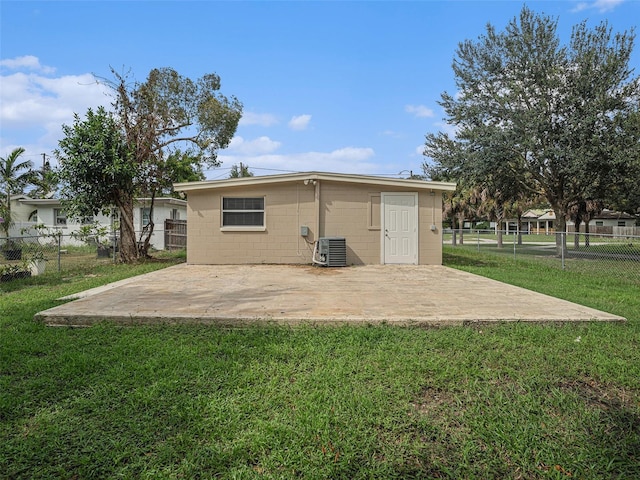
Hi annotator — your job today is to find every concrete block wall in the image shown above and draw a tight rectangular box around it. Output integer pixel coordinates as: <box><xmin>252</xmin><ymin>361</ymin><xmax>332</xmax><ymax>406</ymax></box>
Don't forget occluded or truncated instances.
<box><xmin>185</xmin><ymin>180</ymin><xmax>444</xmax><ymax>265</ymax></box>
<box><xmin>186</xmin><ymin>183</ymin><xmax>316</xmax><ymax>265</ymax></box>
<box><xmin>418</xmin><ymin>191</ymin><xmax>443</xmax><ymax>265</ymax></box>
<box><xmin>319</xmin><ymin>182</ymin><xmax>380</xmax><ymax>265</ymax></box>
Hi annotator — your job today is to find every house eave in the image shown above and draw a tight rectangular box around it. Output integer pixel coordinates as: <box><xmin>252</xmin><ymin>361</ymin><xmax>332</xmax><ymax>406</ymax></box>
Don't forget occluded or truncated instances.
<box><xmin>18</xmin><ymin>197</ymin><xmax>187</xmax><ymax>207</ymax></box>
<box><xmin>18</xmin><ymin>198</ymin><xmax>61</xmax><ymax>206</ymax></box>
<box><xmin>174</xmin><ymin>171</ymin><xmax>457</xmax><ymax>193</ymax></box>
<box><xmin>135</xmin><ymin>197</ymin><xmax>187</xmax><ymax>207</ymax></box>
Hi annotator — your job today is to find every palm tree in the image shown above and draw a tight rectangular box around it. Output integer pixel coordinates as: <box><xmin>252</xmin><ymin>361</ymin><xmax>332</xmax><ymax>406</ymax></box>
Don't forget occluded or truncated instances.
<box><xmin>0</xmin><ymin>147</ymin><xmax>35</xmax><ymax>237</ymax></box>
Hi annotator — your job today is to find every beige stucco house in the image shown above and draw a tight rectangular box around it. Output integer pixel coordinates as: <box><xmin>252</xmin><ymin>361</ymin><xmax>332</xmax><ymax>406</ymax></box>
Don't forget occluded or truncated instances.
<box><xmin>174</xmin><ymin>171</ymin><xmax>456</xmax><ymax>266</ymax></box>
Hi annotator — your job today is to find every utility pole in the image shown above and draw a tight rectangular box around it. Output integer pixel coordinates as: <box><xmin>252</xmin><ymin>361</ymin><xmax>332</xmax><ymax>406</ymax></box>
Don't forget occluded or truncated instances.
<box><xmin>42</xmin><ymin>153</ymin><xmax>50</xmax><ymax>171</ymax></box>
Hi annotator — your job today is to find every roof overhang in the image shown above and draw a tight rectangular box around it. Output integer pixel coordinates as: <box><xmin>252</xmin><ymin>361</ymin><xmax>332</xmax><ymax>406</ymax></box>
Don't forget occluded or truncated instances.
<box><xmin>135</xmin><ymin>197</ymin><xmax>187</xmax><ymax>207</ymax></box>
<box><xmin>18</xmin><ymin>198</ymin><xmax>61</xmax><ymax>206</ymax></box>
<box><xmin>18</xmin><ymin>197</ymin><xmax>186</xmax><ymax>207</ymax></box>
<box><xmin>174</xmin><ymin>171</ymin><xmax>457</xmax><ymax>193</ymax></box>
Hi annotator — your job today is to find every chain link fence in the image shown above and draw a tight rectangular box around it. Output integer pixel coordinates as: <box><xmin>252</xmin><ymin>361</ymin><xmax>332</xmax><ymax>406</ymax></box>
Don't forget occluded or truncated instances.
<box><xmin>1</xmin><ymin>233</ymin><xmax>122</xmax><ymax>282</ymax></box>
<box><xmin>444</xmin><ymin>229</ymin><xmax>640</xmax><ymax>283</ymax></box>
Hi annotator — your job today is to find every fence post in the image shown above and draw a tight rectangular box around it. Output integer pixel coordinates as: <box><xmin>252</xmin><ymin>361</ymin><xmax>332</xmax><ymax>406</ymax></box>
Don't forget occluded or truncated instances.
<box><xmin>57</xmin><ymin>232</ymin><xmax>62</xmax><ymax>273</ymax></box>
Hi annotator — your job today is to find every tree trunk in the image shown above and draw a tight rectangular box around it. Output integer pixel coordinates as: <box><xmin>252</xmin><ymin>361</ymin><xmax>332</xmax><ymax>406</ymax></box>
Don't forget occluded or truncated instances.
<box><xmin>517</xmin><ymin>215</ymin><xmax>523</xmax><ymax>245</ymax></box>
<box><xmin>574</xmin><ymin>218</ymin><xmax>581</xmax><ymax>250</ymax></box>
<box><xmin>496</xmin><ymin>219</ymin><xmax>503</xmax><ymax>249</ymax></box>
<box><xmin>2</xmin><ymin>193</ymin><xmax>12</xmax><ymax>238</ymax></box>
<box><xmin>450</xmin><ymin>212</ymin><xmax>457</xmax><ymax>246</ymax></box>
<box><xmin>554</xmin><ymin>214</ymin><xmax>567</xmax><ymax>257</ymax></box>
<box><xmin>584</xmin><ymin>221</ymin><xmax>591</xmax><ymax>247</ymax></box>
<box><xmin>116</xmin><ymin>192</ymin><xmax>138</xmax><ymax>263</ymax></box>
<box><xmin>140</xmin><ymin>221</ymin><xmax>154</xmax><ymax>257</ymax></box>
<box><xmin>138</xmin><ymin>192</ymin><xmax>156</xmax><ymax>258</ymax></box>
<box><xmin>458</xmin><ymin>215</ymin><xmax>464</xmax><ymax>245</ymax></box>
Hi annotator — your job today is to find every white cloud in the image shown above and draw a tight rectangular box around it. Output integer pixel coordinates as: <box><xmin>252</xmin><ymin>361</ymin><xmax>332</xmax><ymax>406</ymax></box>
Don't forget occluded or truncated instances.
<box><xmin>380</xmin><ymin>130</ymin><xmax>405</xmax><ymax>139</ymax></box>
<box><xmin>405</xmin><ymin>104</ymin><xmax>434</xmax><ymax>118</ymax></box>
<box><xmin>226</xmin><ymin>136</ymin><xmax>281</xmax><ymax>155</ymax></box>
<box><xmin>415</xmin><ymin>145</ymin><xmax>426</xmax><ymax>156</ymax></box>
<box><xmin>218</xmin><ymin>146</ymin><xmax>377</xmax><ymax>175</ymax></box>
<box><xmin>0</xmin><ymin>73</ymin><xmax>109</xmax><ymax>127</ymax></box>
<box><xmin>0</xmin><ymin>55</ymin><xmax>55</xmax><ymax>74</ymax></box>
<box><xmin>288</xmin><ymin>114</ymin><xmax>311</xmax><ymax>131</ymax></box>
<box><xmin>239</xmin><ymin>111</ymin><xmax>279</xmax><ymax>127</ymax></box>
<box><xmin>0</xmin><ymin>63</ymin><xmax>112</xmax><ymax>154</ymax></box>
<box><xmin>571</xmin><ymin>0</ymin><xmax>624</xmax><ymax>13</ymax></box>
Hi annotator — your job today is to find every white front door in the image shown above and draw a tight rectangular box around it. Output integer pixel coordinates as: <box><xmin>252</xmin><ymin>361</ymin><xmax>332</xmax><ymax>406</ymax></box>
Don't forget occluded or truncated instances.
<box><xmin>381</xmin><ymin>193</ymin><xmax>418</xmax><ymax>264</ymax></box>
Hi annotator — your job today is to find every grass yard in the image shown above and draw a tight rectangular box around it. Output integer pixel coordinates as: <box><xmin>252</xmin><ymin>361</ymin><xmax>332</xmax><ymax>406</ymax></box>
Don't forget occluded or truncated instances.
<box><xmin>1</xmin><ymin>249</ymin><xmax>639</xmax><ymax>479</ymax></box>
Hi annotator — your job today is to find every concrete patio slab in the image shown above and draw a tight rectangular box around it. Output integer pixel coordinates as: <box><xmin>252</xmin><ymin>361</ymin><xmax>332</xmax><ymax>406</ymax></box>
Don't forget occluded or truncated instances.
<box><xmin>35</xmin><ymin>264</ymin><xmax>626</xmax><ymax>326</ymax></box>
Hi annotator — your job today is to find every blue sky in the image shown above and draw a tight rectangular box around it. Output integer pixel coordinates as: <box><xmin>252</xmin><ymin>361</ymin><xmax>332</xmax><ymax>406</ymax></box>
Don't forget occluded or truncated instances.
<box><xmin>1</xmin><ymin>0</ymin><xmax>638</xmax><ymax>179</ymax></box>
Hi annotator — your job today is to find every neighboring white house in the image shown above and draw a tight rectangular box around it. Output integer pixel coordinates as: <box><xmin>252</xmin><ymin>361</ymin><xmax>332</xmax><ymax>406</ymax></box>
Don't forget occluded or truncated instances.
<box><xmin>512</xmin><ymin>208</ymin><xmax>637</xmax><ymax>235</ymax></box>
<box><xmin>568</xmin><ymin>209</ymin><xmax>637</xmax><ymax>229</ymax></box>
<box><xmin>8</xmin><ymin>196</ymin><xmax>186</xmax><ymax>250</ymax></box>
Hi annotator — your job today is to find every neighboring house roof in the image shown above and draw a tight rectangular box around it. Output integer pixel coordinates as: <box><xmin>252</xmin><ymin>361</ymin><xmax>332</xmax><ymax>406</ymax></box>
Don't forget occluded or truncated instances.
<box><xmin>523</xmin><ymin>208</ymin><xmax>636</xmax><ymax>222</ymax></box>
<box><xmin>8</xmin><ymin>194</ymin><xmax>31</xmax><ymax>201</ymax></box>
<box><xmin>17</xmin><ymin>198</ymin><xmax>61</xmax><ymax>206</ymax></box>
<box><xmin>174</xmin><ymin>171</ymin><xmax>457</xmax><ymax>193</ymax></box>
<box><xmin>17</xmin><ymin>197</ymin><xmax>186</xmax><ymax>207</ymax></box>
<box><xmin>522</xmin><ymin>209</ymin><xmax>555</xmax><ymax>220</ymax></box>
<box><xmin>538</xmin><ymin>211</ymin><xmax>556</xmax><ymax>221</ymax></box>
<box><xmin>592</xmin><ymin>209</ymin><xmax>636</xmax><ymax>220</ymax></box>
<box><xmin>134</xmin><ymin>197</ymin><xmax>188</xmax><ymax>207</ymax></box>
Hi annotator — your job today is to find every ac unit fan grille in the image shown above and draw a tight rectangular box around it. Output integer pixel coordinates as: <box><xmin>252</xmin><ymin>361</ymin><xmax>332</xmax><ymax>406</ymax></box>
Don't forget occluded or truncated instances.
<box><xmin>318</xmin><ymin>237</ymin><xmax>347</xmax><ymax>267</ymax></box>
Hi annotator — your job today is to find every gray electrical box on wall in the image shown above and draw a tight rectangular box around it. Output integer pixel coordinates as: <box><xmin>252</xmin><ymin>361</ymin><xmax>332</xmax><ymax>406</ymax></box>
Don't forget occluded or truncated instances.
<box><xmin>300</xmin><ymin>226</ymin><xmax>309</xmax><ymax>237</ymax></box>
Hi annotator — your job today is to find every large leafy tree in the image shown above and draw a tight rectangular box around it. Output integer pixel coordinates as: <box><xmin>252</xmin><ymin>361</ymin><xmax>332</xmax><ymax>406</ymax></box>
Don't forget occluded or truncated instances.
<box><xmin>56</xmin><ymin>106</ymin><xmax>136</xmax><ymax>246</ymax></box>
<box><xmin>424</xmin><ymin>7</ymin><xmax>640</xmax><ymax>254</ymax></box>
<box><xmin>605</xmin><ymin>110</ymin><xmax>640</xmax><ymax>218</ymax></box>
<box><xmin>56</xmin><ymin>68</ymin><xmax>242</xmax><ymax>263</ymax></box>
<box><xmin>1</xmin><ymin>147</ymin><xmax>36</xmax><ymax>238</ymax></box>
<box><xmin>161</xmin><ymin>150</ymin><xmax>206</xmax><ymax>193</ymax></box>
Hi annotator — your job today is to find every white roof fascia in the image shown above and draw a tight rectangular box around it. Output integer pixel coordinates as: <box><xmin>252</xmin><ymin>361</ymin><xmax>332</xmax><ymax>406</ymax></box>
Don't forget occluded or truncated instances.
<box><xmin>135</xmin><ymin>197</ymin><xmax>187</xmax><ymax>206</ymax></box>
<box><xmin>18</xmin><ymin>198</ymin><xmax>61</xmax><ymax>206</ymax></box>
<box><xmin>19</xmin><ymin>197</ymin><xmax>186</xmax><ymax>207</ymax></box>
<box><xmin>174</xmin><ymin>171</ymin><xmax>456</xmax><ymax>192</ymax></box>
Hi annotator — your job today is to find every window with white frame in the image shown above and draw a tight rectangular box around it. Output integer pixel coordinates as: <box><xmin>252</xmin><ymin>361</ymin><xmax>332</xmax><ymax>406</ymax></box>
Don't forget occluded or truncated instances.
<box><xmin>618</xmin><ymin>221</ymin><xmax>627</xmax><ymax>227</ymax></box>
<box><xmin>140</xmin><ymin>207</ymin><xmax>151</xmax><ymax>230</ymax></box>
<box><xmin>222</xmin><ymin>197</ymin><xmax>265</xmax><ymax>227</ymax></box>
<box><xmin>54</xmin><ymin>208</ymin><xmax>67</xmax><ymax>226</ymax></box>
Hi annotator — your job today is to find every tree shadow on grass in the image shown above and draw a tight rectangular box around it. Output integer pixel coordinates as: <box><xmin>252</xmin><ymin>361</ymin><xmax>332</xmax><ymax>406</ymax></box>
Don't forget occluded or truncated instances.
<box><xmin>443</xmin><ymin>251</ymin><xmax>500</xmax><ymax>268</ymax></box>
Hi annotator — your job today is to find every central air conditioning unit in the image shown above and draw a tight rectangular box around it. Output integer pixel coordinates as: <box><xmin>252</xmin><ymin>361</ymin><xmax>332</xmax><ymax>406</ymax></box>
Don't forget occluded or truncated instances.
<box><xmin>317</xmin><ymin>237</ymin><xmax>347</xmax><ymax>267</ymax></box>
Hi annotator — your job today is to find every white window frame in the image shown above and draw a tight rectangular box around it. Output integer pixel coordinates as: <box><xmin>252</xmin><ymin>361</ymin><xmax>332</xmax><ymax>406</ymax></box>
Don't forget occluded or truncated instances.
<box><xmin>220</xmin><ymin>197</ymin><xmax>266</xmax><ymax>232</ymax></box>
<box><xmin>140</xmin><ymin>207</ymin><xmax>151</xmax><ymax>230</ymax></box>
<box><xmin>54</xmin><ymin>208</ymin><xmax>67</xmax><ymax>227</ymax></box>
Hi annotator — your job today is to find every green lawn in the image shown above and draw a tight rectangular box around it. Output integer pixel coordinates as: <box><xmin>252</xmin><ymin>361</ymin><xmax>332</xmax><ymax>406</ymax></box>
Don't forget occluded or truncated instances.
<box><xmin>1</xmin><ymin>250</ymin><xmax>638</xmax><ymax>479</ymax></box>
